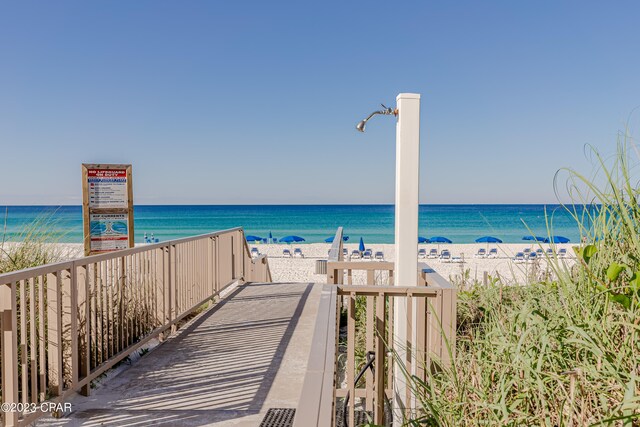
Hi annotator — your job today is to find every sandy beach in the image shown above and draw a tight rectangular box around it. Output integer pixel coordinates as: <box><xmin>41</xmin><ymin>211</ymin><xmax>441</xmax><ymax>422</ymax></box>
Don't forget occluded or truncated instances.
<box><xmin>40</xmin><ymin>242</ymin><xmax>575</xmax><ymax>286</ymax></box>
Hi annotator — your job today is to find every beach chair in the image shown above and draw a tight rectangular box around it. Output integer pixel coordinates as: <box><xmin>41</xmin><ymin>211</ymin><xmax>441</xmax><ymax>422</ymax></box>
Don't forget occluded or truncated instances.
<box><xmin>343</xmin><ymin>248</ymin><xmax>349</xmax><ymax>258</ymax></box>
<box><xmin>283</xmin><ymin>248</ymin><xmax>292</xmax><ymax>257</ymax></box>
<box><xmin>523</xmin><ymin>248</ymin><xmax>532</xmax><ymax>257</ymax></box>
<box><xmin>440</xmin><ymin>250</ymin><xmax>451</xmax><ymax>262</ymax></box>
<box><xmin>428</xmin><ymin>248</ymin><xmax>438</xmax><ymax>259</ymax></box>
<box><xmin>250</xmin><ymin>247</ymin><xmax>260</xmax><ymax>258</ymax></box>
<box><xmin>558</xmin><ymin>248</ymin><xmax>567</xmax><ymax>258</ymax></box>
<box><xmin>475</xmin><ymin>248</ymin><xmax>487</xmax><ymax>258</ymax></box>
<box><xmin>362</xmin><ymin>249</ymin><xmax>373</xmax><ymax>260</ymax></box>
<box><xmin>293</xmin><ymin>248</ymin><xmax>304</xmax><ymax>258</ymax></box>
<box><xmin>374</xmin><ymin>251</ymin><xmax>384</xmax><ymax>261</ymax></box>
<box><xmin>528</xmin><ymin>252</ymin><xmax>538</xmax><ymax>261</ymax></box>
<box><xmin>546</xmin><ymin>248</ymin><xmax>553</xmax><ymax>257</ymax></box>
<box><xmin>351</xmin><ymin>250</ymin><xmax>361</xmax><ymax>259</ymax></box>
<box><xmin>513</xmin><ymin>252</ymin><xmax>525</xmax><ymax>263</ymax></box>
<box><xmin>536</xmin><ymin>248</ymin><xmax>544</xmax><ymax>257</ymax></box>
<box><xmin>418</xmin><ymin>248</ymin><xmax>427</xmax><ymax>259</ymax></box>
<box><xmin>487</xmin><ymin>248</ymin><xmax>498</xmax><ymax>258</ymax></box>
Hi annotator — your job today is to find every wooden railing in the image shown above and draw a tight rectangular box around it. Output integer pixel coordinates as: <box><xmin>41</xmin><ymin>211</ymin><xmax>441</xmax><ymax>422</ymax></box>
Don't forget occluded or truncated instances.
<box><xmin>297</xmin><ymin>249</ymin><xmax>456</xmax><ymax>426</ymax></box>
<box><xmin>0</xmin><ymin>227</ymin><xmax>270</xmax><ymax>426</ymax></box>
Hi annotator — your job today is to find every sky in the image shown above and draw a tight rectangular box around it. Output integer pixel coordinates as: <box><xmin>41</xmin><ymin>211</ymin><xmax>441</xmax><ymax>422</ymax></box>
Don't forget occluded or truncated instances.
<box><xmin>1</xmin><ymin>1</ymin><xmax>640</xmax><ymax>205</ymax></box>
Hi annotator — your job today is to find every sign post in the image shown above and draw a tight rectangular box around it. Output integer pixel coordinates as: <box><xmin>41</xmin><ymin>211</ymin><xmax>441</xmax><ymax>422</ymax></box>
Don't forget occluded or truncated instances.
<box><xmin>81</xmin><ymin>164</ymin><xmax>134</xmax><ymax>256</ymax></box>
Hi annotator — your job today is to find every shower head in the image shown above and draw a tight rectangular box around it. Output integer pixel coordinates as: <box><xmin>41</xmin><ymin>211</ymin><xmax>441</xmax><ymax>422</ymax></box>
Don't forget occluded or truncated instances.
<box><xmin>355</xmin><ymin>104</ymin><xmax>397</xmax><ymax>132</ymax></box>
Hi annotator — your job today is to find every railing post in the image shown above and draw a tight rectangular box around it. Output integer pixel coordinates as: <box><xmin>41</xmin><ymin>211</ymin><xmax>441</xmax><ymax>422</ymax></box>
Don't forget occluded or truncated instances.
<box><xmin>374</xmin><ymin>292</ymin><xmax>387</xmax><ymax>425</ymax></box>
<box><xmin>77</xmin><ymin>264</ymin><xmax>91</xmax><ymax>396</ymax></box>
<box><xmin>47</xmin><ymin>272</ymin><xmax>63</xmax><ymax>397</ymax></box>
<box><xmin>0</xmin><ymin>283</ymin><xmax>19</xmax><ymax>426</ymax></box>
<box><xmin>169</xmin><ymin>245</ymin><xmax>177</xmax><ymax>335</ymax></box>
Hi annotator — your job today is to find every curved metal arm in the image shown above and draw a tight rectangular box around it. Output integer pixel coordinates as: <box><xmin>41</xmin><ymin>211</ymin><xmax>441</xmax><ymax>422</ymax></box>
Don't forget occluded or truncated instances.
<box><xmin>356</xmin><ymin>103</ymin><xmax>398</xmax><ymax>132</ymax></box>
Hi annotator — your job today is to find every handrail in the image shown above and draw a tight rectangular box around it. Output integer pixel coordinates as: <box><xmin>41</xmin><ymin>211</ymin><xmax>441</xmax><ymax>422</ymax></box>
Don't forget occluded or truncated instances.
<box><xmin>327</xmin><ymin>227</ymin><xmax>344</xmax><ymax>262</ymax></box>
<box><xmin>0</xmin><ymin>227</ymin><xmax>270</xmax><ymax>426</ymax></box>
<box><xmin>0</xmin><ymin>227</ymin><xmax>245</xmax><ymax>285</ymax></box>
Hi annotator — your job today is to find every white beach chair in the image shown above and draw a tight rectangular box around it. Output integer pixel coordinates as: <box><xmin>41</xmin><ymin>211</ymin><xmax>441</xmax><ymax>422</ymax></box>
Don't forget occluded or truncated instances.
<box><xmin>343</xmin><ymin>248</ymin><xmax>349</xmax><ymax>258</ymax></box>
<box><xmin>428</xmin><ymin>249</ymin><xmax>438</xmax><ymax>259</ymax></box>
<box><xmin>374</xmin><ymin>251</ymin><xmax>384</xmax><ymax>261</ymax></box>
<box><xmin>283</xmin><ymin>248</ymin><xmax>292</xmax><ymax>258</ymax></box>
<box><xmin>475</xmin><ymin>248</ymin><xmax>487</xmax><ymax>258</ymax></box>
<box><xmin>440</xmin><ymin>250</ymin><xmax>451</xmax><ymax>262</ymax></box>
<box><xmin>535</xmin><ymin>248</ymin><xmax>544</xmax><ymax>257</ymax></box>
<box><xmin>293</xmin><ymin>248</ymin><xmax>304</xmax><ymax>258</ymax></box>
<box><xmin>362</xmin><ymin>249</ymin><xmax>373</xmax><ymax>260</ymax></box>
<box><xmin>528</xmin><ymin>252</ymin><xmax>538</xmax><ymax>262</ymax></box>
<box><xmin>351</xmin><ymin>250</ymin><xmax>361</xmax><ymax>259</ymax></box>
<box><xmin>487</xmin><ymin>248</ymin><xmax>498</xmax><ymax>258</ymax></box>
<box><xmin>250</xmin><ymin>247</ymin><xmax>260</xmax><ymax>258</ymax></box>
<box><xmin>418</xmin><ymin>248</ymin><xmax>427</xmax><ymax>259</ymax></box>
<box><xmin>546</xmin><ymin>248</ymin><xmax>553</xmax><ymax>257</ymax></box>
<box><xmin>558</xmin><ymin>248</ymin><xmax>567</xmax><ymax>258</ymax></box>
<box><xmin>513</xmin><ymin>252</ymin><xmax>525</xmax><ymax>263</ymax></box>
<box><xmin>523</xmin><ymin>248</ymin><xmax>532</xmax><ymax>257</ymax></box>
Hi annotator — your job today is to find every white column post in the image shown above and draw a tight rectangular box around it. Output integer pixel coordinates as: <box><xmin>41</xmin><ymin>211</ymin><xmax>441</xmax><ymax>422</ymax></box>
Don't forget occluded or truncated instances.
<box><xmin>393</xmin><ymin>93</ymin><xmax>421</xmax><ymax>413</ymax></box>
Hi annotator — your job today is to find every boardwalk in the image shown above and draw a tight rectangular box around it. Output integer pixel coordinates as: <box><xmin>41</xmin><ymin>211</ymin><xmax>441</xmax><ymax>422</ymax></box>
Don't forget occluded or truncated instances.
<box><xmin>37</xmin><ymin>282</ymin><xmax>322</xmax><ymax>427</ymax></box>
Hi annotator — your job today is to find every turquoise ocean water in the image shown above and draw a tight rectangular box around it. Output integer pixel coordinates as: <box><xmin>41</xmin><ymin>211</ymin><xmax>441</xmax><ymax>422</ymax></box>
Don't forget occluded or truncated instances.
<box><xmin>0</xmin><ymin>205</ymin><xmax>586</xmax><ymax>244</ymax></box>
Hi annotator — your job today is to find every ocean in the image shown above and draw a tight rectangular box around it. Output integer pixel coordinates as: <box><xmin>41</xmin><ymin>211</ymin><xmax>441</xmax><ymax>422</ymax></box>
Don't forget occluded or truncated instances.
<box><xmin>0</xmin><ymin>205</ymin><xmax>587</xmax><ymax>244</ymax></box>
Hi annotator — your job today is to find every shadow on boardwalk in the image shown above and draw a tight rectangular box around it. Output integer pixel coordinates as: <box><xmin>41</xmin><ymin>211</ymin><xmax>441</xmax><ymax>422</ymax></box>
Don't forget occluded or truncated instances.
<box><xmin>39</xmin><ymin>282</ymin><xmax>319</xmax><ymax>427</ymax></box>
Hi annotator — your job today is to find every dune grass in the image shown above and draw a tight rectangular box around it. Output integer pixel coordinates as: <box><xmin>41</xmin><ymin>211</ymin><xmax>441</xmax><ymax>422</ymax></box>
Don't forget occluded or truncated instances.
<box><xmin>0</xmin><ymin>209</ymin><xmax>65</xmax><ymax>273</ymax></box>
<box><xmin>404</xmin><ymin>140</ymin><xmax>640</xmax><ymax>426</ymax></box>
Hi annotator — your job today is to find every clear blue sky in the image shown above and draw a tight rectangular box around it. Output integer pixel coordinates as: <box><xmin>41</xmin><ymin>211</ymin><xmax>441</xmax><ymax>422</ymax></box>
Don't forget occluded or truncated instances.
<box><xmin>1</xmin><ymin>1</ymin><xmax>639</xmax><ymax>205</ymax></box>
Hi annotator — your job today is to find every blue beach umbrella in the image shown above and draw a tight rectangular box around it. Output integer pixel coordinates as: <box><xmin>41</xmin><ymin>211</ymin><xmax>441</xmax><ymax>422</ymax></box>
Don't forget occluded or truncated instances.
<box><xmin>429</xmin><ymin>236</ymin><xmax>452</xmax><ymax>244</ymax></box>
<box><xmin>418</xmin><ymin>236</ymin><xmax>430</xmax><ymax>243</ymax></box>
<box><xmin>544</xmin><ymin>235</ymin><xmax>570</xmax><ymax>244</ymax></box>
<box><xmin>325</xmin><ymin>235</ymin><xmax>350</xmax><ymax>243</ymax></box>
<box><xmin>359</xmin><ymin>237</ymin><xmax>365</xmax><ymax>252</ymax></box>
<box><xmin>280</xmin><ymin>235</ymin><xmax>305</xmax><ymax>243</ymax></box>
<box><xmin>475</xmin><ymin>236</ymin><xmax>502</xmax><ymax>243</ymax></box>
<box><xmin>245</xmin><ymin>235</ymin><xmax>264</xmax><ymax>242</ymax></box>
<box><xmin>269</xmin><ymin>231</ymin><xmax>273</xmax><ymax>243</ymax></box>
<box><xmin>522</xmin><ymin>235</ymin><xmax>546</xmax><ymax>242</ymax></box>
<box><xmin>476</xmin><ymin>236</ymin><xmax>502</xmax><ymax>251</ymax></box>
<box><xmin>429</xmin><ymin>236</ymin><xmax>452</xmax><ymax>251</ymax></box>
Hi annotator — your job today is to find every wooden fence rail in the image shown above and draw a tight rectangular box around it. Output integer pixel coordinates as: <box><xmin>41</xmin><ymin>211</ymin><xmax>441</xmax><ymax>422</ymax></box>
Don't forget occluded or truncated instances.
<box><xmin>296</xmin><ymin>248</ymin><xmax>456</xmax><ymax>427</ymax></box>
<box><xmin>0</xmin><ymin>227</ymin><xmax>270</xmax><ymax>426</ymax></box>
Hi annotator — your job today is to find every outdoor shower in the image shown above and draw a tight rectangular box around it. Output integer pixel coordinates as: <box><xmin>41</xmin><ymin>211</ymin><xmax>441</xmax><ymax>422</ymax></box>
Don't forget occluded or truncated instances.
<box><xmin>355</xmin><ymin>103</ymin><xmax>398</xmax><ymax>132</ymax></box>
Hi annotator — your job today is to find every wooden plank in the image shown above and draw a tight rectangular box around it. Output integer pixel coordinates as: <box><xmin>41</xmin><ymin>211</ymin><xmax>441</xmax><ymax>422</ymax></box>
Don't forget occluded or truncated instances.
<box><xmin>29</xmin><ymin>277</ymin><xmax>38</xmax><ymax>403</ymax></box>
<box><xmin>20</xmin><ymin>279</ymin><xmax>28</xmax><ymax>404</ymax></box>
<box><xmin>374</xmin><ymin>293</ymin><xmax>386</xmax><ymax>425</ymax></box>
<box><xmin>46</xmin><ymin>272</ymin><xmax>63</xmax><ymax>397</ymax></box>
<box><xmin>38</xmin><ymin>275</ymin><xmax>46</xmax><ymax>402</ymax></box>
<box><xmin>1</xmin><ymin>283</ymin><xmax>19</xmax><ymax>426</ymax></box>
<box><xmin>347</xmin><ymin>294</ymin><xmax>356</xmax><ymax>425</ymax></box>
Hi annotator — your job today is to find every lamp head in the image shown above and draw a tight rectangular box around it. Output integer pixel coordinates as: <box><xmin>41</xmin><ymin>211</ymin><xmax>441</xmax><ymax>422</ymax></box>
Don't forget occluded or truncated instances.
<box><xmin>356</xmin><ymin>120</ymin><xmax>367</xmax><ymax>132</ymax></box>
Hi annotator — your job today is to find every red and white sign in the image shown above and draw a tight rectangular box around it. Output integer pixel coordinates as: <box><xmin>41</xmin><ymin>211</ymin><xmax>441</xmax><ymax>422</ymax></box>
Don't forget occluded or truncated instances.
<box><xmin>87</xmin><ymin>168</ymin><xmax>128</xmax><ymax>209</ymax></box>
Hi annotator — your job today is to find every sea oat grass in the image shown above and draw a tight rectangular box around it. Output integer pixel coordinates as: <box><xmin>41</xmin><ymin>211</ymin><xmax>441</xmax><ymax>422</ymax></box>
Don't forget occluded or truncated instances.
<box><xmin>405</xmin><ymin>140</ymin><xmax>640</xmax><ymax>426</ymax></box>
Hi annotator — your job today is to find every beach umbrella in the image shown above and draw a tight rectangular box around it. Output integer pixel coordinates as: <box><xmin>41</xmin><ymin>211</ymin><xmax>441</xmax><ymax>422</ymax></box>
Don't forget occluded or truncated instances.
<box><xmin>475</xmin><ymin>236</ymin><xmax>502</xmax><ymax>251</ymax></box>
<box><xmin>429</xmin><ymin>236</ymin><xmax>452</xmax><ymax>243</ymax></box>
<box><xmin>359</xmin><ymin>237</ymin><xmax>365</xmax><ymax>252</ymax></box>
<box><xmin>324</xmin><ymin>235</ymin><xmax>350</xmax><ymax>243</ymax></box>
<box><xmin>544</xmin><ymin>235</ymin><xmax>570</xmax><ymax>244</ymax></box>
<box><xmin>475</xmin><ymin>236</ymin><xmax>502</xmax><ymax>243</ymax></box>
<box><xmin>418</xmin><ymin>236</ymin><xmax>430</xmax><ymax>243</ymax></box>
<box><xmin>429</xmin><ymin>236</ymin><xmax>452</xmax><ymax>251</ymax></box>
<box><xmin>245</xmin><ymin>235</ymin><xmax>264</xmax><ymax>242</ymax></box>
<box><xmin>269</xmin><ymin>231</ymin><xmax>273</xmax><ymax>243</ymax></box>
<box><xmin>522</xmin><ymin>235</ymin><xmax>546</xmax><ymax>242</ymax></box>
<box><xmin>280</xmin><ymin>235</ymin><xmax>305</xmax><ymax>243</ymax></box>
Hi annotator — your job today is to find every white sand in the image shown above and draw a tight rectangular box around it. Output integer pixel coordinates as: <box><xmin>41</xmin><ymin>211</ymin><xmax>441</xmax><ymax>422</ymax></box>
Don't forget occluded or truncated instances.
<box><xmin>253</xmin><ymin>242</ymin><xmax>576</xmax><ymax>286</ymax></box>
<box><xmin>20</xmin><ymin>242</ymin><xmax>575</xmax><ymax>287</ymax></box>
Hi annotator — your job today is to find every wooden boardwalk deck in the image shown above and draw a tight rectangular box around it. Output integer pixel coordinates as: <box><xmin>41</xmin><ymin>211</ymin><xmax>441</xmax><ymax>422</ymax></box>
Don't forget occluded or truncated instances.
<box><xmin>37</xmin><ymin>282</ymin><xmax>322</xmax><ymax>427</ymax></box>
